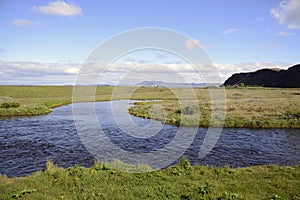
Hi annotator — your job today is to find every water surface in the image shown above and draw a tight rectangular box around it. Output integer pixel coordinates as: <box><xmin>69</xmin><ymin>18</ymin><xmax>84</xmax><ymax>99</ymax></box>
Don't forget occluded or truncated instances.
<box><xmin>0</xmin><ymin>101</ymin><xmax>299</xmax><ymax>177</ymax></box>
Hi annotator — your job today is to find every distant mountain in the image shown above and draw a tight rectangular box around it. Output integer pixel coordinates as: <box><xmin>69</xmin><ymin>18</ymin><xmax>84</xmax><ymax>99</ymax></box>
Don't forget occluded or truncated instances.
<box><xmin>223</xmin><ymin>64</ymin><xmax>300</xmax><ymax>88</ymax></box>
<box><xmin>137</xmin><ymin>81</ymin><xmax>220</xmax><ymax>88</ymax></box>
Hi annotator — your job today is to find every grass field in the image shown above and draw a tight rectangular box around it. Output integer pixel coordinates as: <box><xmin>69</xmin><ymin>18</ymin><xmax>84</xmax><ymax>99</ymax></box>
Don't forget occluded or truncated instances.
<box><xmin>0</xmin><ymin>85</ymin><xmax>175</xmax><ymax>116</ymax></box>
<box><xmin>0</xmin><ymin>159</ymin><xmax>299</xmax><ymax>200</ymax></box>
<box><xmin>0</xmin><ymin>86</ymin><xmax>299</xmax><ymax>199</ymax></box>
<box><xmin>0</xmin><ymin>85</ymin><xmax>299</xmax><ymax>128</ymax></box>
<box><xmin>129</xmin><ymin>87</ymin><xmax>300</xmax><ymax>128</ymax></box>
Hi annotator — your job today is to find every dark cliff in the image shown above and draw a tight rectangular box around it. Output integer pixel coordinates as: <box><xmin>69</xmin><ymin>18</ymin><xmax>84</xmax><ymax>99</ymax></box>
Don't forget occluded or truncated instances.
<box><xmin>224</xmin><ymin>64</ymin><xmax>300</xmax><ymax>88</ymax></box>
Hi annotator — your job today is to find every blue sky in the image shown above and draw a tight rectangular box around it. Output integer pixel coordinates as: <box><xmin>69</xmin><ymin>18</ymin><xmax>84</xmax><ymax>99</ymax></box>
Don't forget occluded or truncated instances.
<box><xmin>0</xmin><ymin>0</ymin><xmax>299</xmax><ymax>85</ymax></box>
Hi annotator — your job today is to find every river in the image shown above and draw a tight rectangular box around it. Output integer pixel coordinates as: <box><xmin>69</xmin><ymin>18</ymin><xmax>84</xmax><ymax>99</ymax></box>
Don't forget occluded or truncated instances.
<box><xmin>0</xmin><ymin>101</ymin><xmax>299</xmax><ymax>177</ymax></box>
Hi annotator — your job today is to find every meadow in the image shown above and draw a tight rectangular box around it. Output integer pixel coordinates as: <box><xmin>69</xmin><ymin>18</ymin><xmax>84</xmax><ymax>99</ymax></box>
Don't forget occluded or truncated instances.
<box><xmin>129</xmin><ymin>86</ymin><xmax>300</xmax><ymax>128</ymax></box>
<box><xmin>0</xmin><ymin>85</ymin><xmax>299</xmax><ymax>128</ymax></box>
<box><xmin>0</xmin><ymin>159</ymin><xmax>299</xmax><ymax>200</ymax></box>
<box><xmin>0</xmin><ymin>86</ymin><xmax>300</xmax><ymax>199</ymax></box>
<box><xmin>0</xmin><ymin>85</ymin><xmax>173</xmax><ymax>116</ymax></box>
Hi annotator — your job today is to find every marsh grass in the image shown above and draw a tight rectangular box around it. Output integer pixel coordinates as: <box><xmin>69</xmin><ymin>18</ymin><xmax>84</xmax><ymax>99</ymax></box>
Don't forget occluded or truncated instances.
<box><xmin>0</xmin><ymin>86</ymin><xmax>73</xmax><ymax>116</ymax></box>
<box><xmin>129</xmin><ymin>87</ymin><xmax>300</xmax><ymax>128</ymax></box>
<box><xmin>0</xmin><ymin>102</ymin><xmax>20</xmax><ymax>109</ymax></box>
<box><xmin>0</xmin><ymin>160</ymin><xmax>299</xmax><ymax>199</ymax></box>
<box><xmin>0</xmin><ymin>86</ymin><xmax>299</xmax><ymax>128</ymax></box>
<box><xmin>0</xmin><ymin>86</ymin><xmax>176</xmax><ymax>116</ymax></box>
<box><xmin>0</xmin><ymin>86</ymin><xmax>299</xmax><ymax>198</ymax></box>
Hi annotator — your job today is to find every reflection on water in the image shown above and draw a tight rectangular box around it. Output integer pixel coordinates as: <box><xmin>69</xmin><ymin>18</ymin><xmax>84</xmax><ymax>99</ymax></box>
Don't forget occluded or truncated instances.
<box><xmin>0</xmin><ymin>101</ymin><xmax>299</xmax><ymax>177</ymax></box>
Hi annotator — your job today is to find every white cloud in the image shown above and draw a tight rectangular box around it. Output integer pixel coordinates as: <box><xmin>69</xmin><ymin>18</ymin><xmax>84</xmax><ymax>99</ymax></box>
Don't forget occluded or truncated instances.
<box><xmin>183</xmin><ymin>39</ymin><xmax>203</xmax><ymax>51</ymax></box>
<box><xmin>11</xmin><ymin>19</ymin><xmax>40</xmax><ymax>27</ymax></box>
<box><xmin>65</xmin><ymin>67</ymin><xmax>79</xmax><ymax>74</ymax></box>
<box><xmin>101</xmin><ymin>62</ymin><xmax>212</xmax><ymax>85</ymax></box>
<box><xmin>222</xmin><ymin>28</ymin><xmax>238</xmax><ymax>35</ymax></box>
<box><xmin>275</xmin><ymin>31</ymin><xmax>294</xmax><ymax>36</ymax></box>
<box><xmin>33</xmin><ymin>0</ymin><xmax>82</xmax><ymax>16</ymax></box>
<box><xmin>101</xmin><ymin>61</ymin><xmax>293</xmax><ymax>85</ymax></box>
<box><xmin>271</xmin><ymin>0</ymin><xmax>300</xmax><ymax>29</ymax></box>
<box><xmin>214</xmin><ymin>61</ymin><xmax>293</xmax><ymax>81</ymax></box>
<box><xmin>0</xmin><ymin>60</ymin><xmax>295</xmax><ymax>85</ymax></box>
<box><xmin>0</xmin><ymin>61</ymin><xmax>81</xmax><ymax>85</ymax></box>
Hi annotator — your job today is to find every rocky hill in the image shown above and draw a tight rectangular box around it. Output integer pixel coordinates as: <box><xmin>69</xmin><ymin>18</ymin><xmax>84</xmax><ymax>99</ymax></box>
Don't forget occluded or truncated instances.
<box><xmin>223</xmin><ymin>64</ymin><xmax>300</xmax><ymax>88</ymax></box>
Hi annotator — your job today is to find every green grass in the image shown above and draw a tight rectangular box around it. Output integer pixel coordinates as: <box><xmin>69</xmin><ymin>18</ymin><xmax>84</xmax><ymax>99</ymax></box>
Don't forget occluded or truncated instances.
<box><xmin>0</xmin><ymin>86</ymin><xmax>73</xmax><ymax>116</ymax></box>
<box><xmin>0</xmin><ymin>86</ymin><xmax>299</xmax><ymax>128</ymax></box>
<box><xmin>0</xmin><ymin>85</ymin><xmax>176</xmax><ymax>116</ymax></box>
<box><xmin>0</xmin><ymin>86</ymin><xmax>299</xmax><ymax>199</ymax></box>
<box><xmin>0</xmin><ymin>159</ymin><xmax>299</xmax><ymax>199</ymax></box>
<box><xmin>129</xmin><ymin>87</ymin><xmax>300</xmax><ymax>128</ymax></box>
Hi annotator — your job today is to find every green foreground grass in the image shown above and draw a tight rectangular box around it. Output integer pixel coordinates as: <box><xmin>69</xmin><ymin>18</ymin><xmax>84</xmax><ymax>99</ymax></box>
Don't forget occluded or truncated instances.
<box><xmin>0</xmin><ymin>85</ymin><xmax>299</xmax><ymax>128</ymax></box>
<box><xmin>0</xmin><ymin>159</ymin><xmax>299</xmax><ymax>200</ymax></box>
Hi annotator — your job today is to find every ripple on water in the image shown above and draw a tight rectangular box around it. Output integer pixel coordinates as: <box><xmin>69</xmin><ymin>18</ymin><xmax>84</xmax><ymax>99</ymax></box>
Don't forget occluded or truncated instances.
<box><xmin>0</xmin><ymin>101</ymin><xmax>299</xmax><ymax>177</ymax></box>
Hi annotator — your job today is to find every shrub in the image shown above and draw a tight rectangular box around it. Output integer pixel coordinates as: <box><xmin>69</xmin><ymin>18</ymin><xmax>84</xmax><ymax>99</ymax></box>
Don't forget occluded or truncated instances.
<box><xmin>0</xmin><ymin>102</ymin><xmax>20</xmax><ymax>109</ymax></box>
<box><xmin>283</xmin><ymin>111</ymin><xmax>300</xmax><ymax>120</ymax></box>
<box><xmin>177</xmin><ymin>157</ymin><xmax>191</xmax><ymax>170</ymax></box>
<box><xmin>176</xmin><ymin>105</ymin><xmax>199</xmax><ymax>115</ymax></box>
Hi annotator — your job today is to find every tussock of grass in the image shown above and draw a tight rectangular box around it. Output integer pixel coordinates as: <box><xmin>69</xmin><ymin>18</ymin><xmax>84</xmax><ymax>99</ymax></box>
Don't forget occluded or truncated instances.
<box><xmin>0</xmin><ymin>102</ymin><xmax>20</xmax><ymax>109</ymax></box>
<box><xmin>0</xmin><ymin>159</ymin><xmax>299</xmax><ymax>199</ymax></box>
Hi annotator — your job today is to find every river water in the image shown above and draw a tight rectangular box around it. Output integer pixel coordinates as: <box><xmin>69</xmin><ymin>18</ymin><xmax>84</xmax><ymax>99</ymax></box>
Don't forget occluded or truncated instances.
<box><xmin>0</xmin><ymin>101</ymin><xmax>299</xmax><ymax>177</ymax></box>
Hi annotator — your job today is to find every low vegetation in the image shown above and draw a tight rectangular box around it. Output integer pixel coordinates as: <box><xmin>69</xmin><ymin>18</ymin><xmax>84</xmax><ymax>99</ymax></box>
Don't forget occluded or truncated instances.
<box><xmin>0</xmin><ymin>86</ymin><xmax>73</xmax><ymax>116</ymax></box>
<box><xmin>0</xmin><ymin>86</ymin><xmax>299</xmax><ymax>198</ymax></box>
<box><xmin>129</xmin><ymin>87</ymin><xmax>300</xmax><ymax>128</ymax></box>
<box><xmin>0</xmin><ymin>102</ymin><xmax>20</xmax><ymax>109</ymax></box>
<box><xmin>0</xmin><ymin>86</ymin><xmax>299</xmax><ymax>128</ymax></box>
<box><xmin>0</xmin><ymin>159</ymin><xmax>299</xmax><ymax>199</ymax></box>
<box><xmin>0</xmin><ymin>85</ymin><xmax>175</xmax><ymax>116</ymax></box>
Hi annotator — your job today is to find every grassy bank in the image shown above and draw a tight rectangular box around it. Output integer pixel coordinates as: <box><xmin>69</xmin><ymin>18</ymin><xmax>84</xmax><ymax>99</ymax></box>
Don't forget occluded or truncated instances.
<box><xmin>129</xmin><ymin>87</ymin><xmax>300</xmax><ymax>128</ymax></box>
<box><xmin>1</xmin><ymin>86</ymin><xmax>299</xmax><ymax>199</ymax></box>
<box><xmin>0</xmin><ymin>85</ymin><xmax>175</xmax><ymax>116</ymax></box>
<box><xmin>0</xmin><ymin>86</ymin><xmax>299</xmax><ymax>128</ymax></box>
<box><xmin>0</xmin><ymin>86</ymin><xmax>73</xmax><ymax>116</ymax></box>
<box><xmin>0</xmin><ymin>160</ymin><xmax>299</xmax><ymax>199</ymax></box>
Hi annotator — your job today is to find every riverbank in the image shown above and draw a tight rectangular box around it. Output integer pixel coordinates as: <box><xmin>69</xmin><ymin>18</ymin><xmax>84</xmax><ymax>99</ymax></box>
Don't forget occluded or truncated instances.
<box><xmin>0</xmin><ymin>86</ymin><xmax>73</xmax><ymax>116</ymax></box>
<box><xmin>0</xmin><ymin>159</ymin><xmax>299</xmax><ymax>199</ymax></box>
<box><xmin>129</xmin><ymin>87</ymin><xmax>300</xmax><ymax>128</ymax></box>
<box><xmin>0</xmin><ymin>85</ymin><xmax>175</xmax><ymax>117</ymax></box>
<box><xmin>0</xmin><ymin>86</ymin><xmax>299</xmax><ymax>128</ymax></box>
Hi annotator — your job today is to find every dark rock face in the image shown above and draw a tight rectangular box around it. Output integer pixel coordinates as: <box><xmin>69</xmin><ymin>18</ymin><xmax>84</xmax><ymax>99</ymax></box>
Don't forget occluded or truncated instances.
<box><xmin>224</xmin><ymin>64</ymin><xmax>300</xmax><ymax>88</ymax></box>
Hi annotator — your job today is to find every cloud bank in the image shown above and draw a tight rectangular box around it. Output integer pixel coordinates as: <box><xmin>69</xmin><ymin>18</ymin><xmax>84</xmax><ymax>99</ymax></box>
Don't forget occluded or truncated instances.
<box><xmin>0</xmin><ymin>60</ymin><xmax>293</xmax><ymax>85</ymax></box>
<box><xmin>0</xmin><ymin>61</ymin><xmax>80</xmax><ymax>85</ymax></box>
